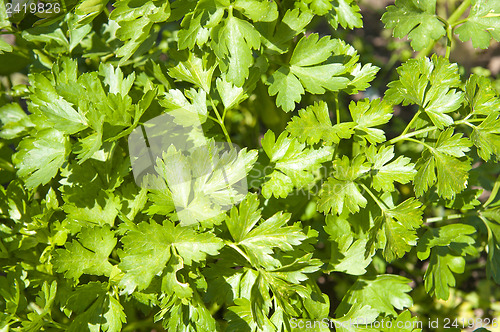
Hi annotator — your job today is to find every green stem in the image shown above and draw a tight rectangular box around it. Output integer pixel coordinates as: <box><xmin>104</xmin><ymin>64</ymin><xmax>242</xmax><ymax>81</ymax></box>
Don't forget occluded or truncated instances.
<box><xmin>209</xmin><ymin>96</ymin><xmax>232</xmax><ymax>143</ymax></box>
<box><xmin>334</xmin><ymin>92</ymin><xmax>340</xmax><ymax>125</ymax></box>
<box><xmin>101</xmin><ymin>53</ymin><xmax>115</xmax><ymax>62</ymax></box>
<box><xmin>455</xmin><ymin>120</ymin><xmax>476</xmax><ymax>129</ymax></box>
<box><xmin>387</xmin><ymin>126</ymin><xmax>437</xmax><ymax>145</ymax></box>
<box><xmin>445</xmin><ymin>24</ymin><xmax>453</xmax><ymax>59</ymax></box>
<box><xmin>464</xmin><ymin>121</ymin><xmax>476</xmax><ymax>129</ymax></box>
<box><xmin>226</xmin><ymin>242</ymin><xmax>252</xmax><ymax>264</ymax></box>
<box><xmin>484</xmin><ymin>174</ymin><xmax>500</xmax><ymax>208</ymax></box>
<box><xmin>103</xmin><ymin>5</ymin><xmax>110</xmax><ymax>18</ymax></box>
<box><xmin>47</xmin><ymin>320</ymin><xmax>68</xmax><ymax>330</ymax></box>
<box><xmin>404</xmin><ymin>137</ymin><xmax>434</xmax><ymax>151</ymax></box>
<box><xmin>359</xmin><ymin>183</ymin><xmax>387</xmax><ymax>212</ymax></box>
<box><xmin>108</xmin><ymin>257</ymin><xmax>119</xmax><ymax>265</ymax></box>
<box><xmin>0</xmin><ymin>159</ymin><xmax>15</xmax><ymax>173</ymax></box>
<box><xmin>400</xmin><ymin>110</ymin><xmax>421</xmax><ymax>137</ymax></box>
<box><xmin>451</xmin><ymin>18</ymin><xmax>469</xmax><ymax>28</ymax></box>
<box><xmin>447</xmin><ymin>0</ymin><xmax>471</xmax><ymax>25</ymax></box>
<box><xmin>207</xmin><ymin>114</ymin><xmax>219</xmax><ymax>123</ymax></box>
<box><xmin>461</xmin><ymin>118</ymin><xmax>484</xmax><ymax>123</ymax></box>
<box><xmin>417</xmin><ymin>41</ymin><xmax>437</xmax><ymax>58</ymax></box>
<box><xmin>425</xmin><ymin>213</ymin><xmax>465</xmax><ymax>223</ymax></box>
<box><xmin>388</xmin><ymin>117</ymin><xmax>485</xmax><ymax>145</ymax></box>
<box><xmin>222</xmin><ymin>104</ymin><xmax>229</xmax><ymax>122</ymax></box>
<box><xmin>462</xmin><ymin>113</ymin><xmax>473</xmax><ymax>122</ymax></box>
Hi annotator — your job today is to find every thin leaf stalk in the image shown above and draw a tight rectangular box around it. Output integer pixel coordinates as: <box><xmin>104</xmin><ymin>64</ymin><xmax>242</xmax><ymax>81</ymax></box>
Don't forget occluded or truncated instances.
<box><xmin>400</xmin><ymin>109</ymin><xmax>421</xmax><ymax>137</ymax></box>
<box><xmin>483</xmin><ymin>174</ymin><xmax>500</xmax><ymax>208</ymax></box>
<box><xmin>209</xmin><ymin>96</ymin><xmax>232</xmax><ymax>143</ymax></box>
<box><xmin>425</xmin><ymin>213</ymin><xmax>465</xmax><ymax>223</ymax></box>
<box><xmin>388</xmin><ymin>118</ymin><xmax>485</xmax><ymax>145</ymax></box>
<box><xmin>447</xmin><ymin>0</ymin><xmax>471</xmax><ymax>25</ymax></box>
<box><xmin>359</xmin><ymin>183</ymin><xmax>388</xmax><ymax>212</ymax></box>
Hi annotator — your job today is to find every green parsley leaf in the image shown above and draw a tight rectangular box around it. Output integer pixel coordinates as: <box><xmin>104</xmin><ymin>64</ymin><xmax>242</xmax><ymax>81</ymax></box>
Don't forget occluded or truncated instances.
<box><xmin>225</xmin><ymin>193</ymin><xmax>314</xmax><ymax>269</ymax></box>
<box><xmin>211</xmin><ymin>14</ymin><xmax>261</xmax><ymax>87</ymax></box>
<box><xmin>343</xmin><ymin>63</ymin><xmax>380</xmax><ymax>94</ymax></box>
<box><xmin>333</xmin><ymin>303</ymin><xmax>379</xmax><ymax>332</ymax></box>
<box><xmin>455</xmin><ymin>0</ymin><xmax>500</xmax><ymax>49</ymax></box>
<box><xmin>471</xmin><ymin>112</ymin><xmax>500</xmax><ymax>161</ymax></box>
<box><xmin>235</xmin><ymin>212</ymin><xmax>308</xmax><ymax>268</ymax></box>
<box><xmin>464</xmin><ymin>74</ymin><xmax>500</xmax><ymax>115</ymax></box>
<box><xmin>258</xmin><ymin>253</ymin><xmax>322</xmax><ymax>312</ymax></box>
<box><xmin>325</xmin><ymin>214</ymin><xmax>372</xmax><ymax>275</ymax></box>
<box><xmin>317</xmin><ymin>155</ymin><xmax>369</xmax><ymax>215</ymax></box>
<box><xmin>14</xmin><ymin>129</ymin><xmax>69</xmax><ymax>189</ymax></box>
<box><xmin>417</xmin><ymin>224</ymin><xmax>477</xmax><ymax>299</ymax></box>
<box><xmin>159</xmin><ymin>88</ymin><xmax>208</xmax><ymax>127</ymax></box>
<box><xmin>267</xmin><ymin>67</ymin><xmax>304</xmax><ymax>112</ymax></box>
<box><xmin>327</xmin><ymin>0</ymin><xmax>363</xmax><ymax>30</ymax></box>
<box><xmin>261</xmin><ymin>130</ymin><xmax>332</xmax><ymax>198</ymax></box>
<box><xmin>146</xmin><ymin>142</ymin><xmax>257</xmax><ymax>226</ymax></box>
<box><xmin>119</xmin><ymin>220</ymin><xmax>223</xmax><ymax>293</ymax></box>
<box><xmin>158</xmin><ymin>292</ymin><xmax>218</xmax><ymax>331</ymax></box>
<box><xmin>366</xmin><ymin>145</ymin><xmax>416</xmax><ymax>191</ymax></box>
<box><xmin>336</xmin><ymin>274</ymin><xmax>413</xmax><ymax>318</ymax></box>
<box><xmin>262</xmin><ymin>8</ymin><xmax>314</xmax><ymax>54</ymax></box>
<box><xmin>110</xmin><ymin>0</ymin><xmax>170</xmax><ymax>63</ymax></box>
<box><xmin>21</xmin><ymin>281</ymin><xmax>57</xmax><ymax>331</ymax></box>
<box><xmin>65</xmin><ymin>282</ymin><xmax>126</xmax><ymax>332</ymax></box>
<box><xmin>286</xmin><ymin>101</ymin><xmax>354</xmax><ymax>145</ymax></box>
<box><xmin>382</xmin><ymin>0</ymin><xmax>446</xmax><ymax>51</ymax></box>
<box><xmin>481</xmin><ymin>208</ymin><xmax>500</xmax><ymax>284</ymax></box>
<box><xmin>226</xmin><ymin>297</ymin><xmax>275</xmax><ymax>331</ymax></box>
<box><xmin>385</xmin><ymin>56</ymin><xmax>463</xmax><ymax>129</ymax></box>
<box><xmin>383</xmin><ymin>310</ymin><xmax>423</xmax><ymax>332</ymax></box>
<box><xmin>234</xmin><ymin>0</ymin><xmax>279</xmax><ymax>22</ymax></box>
<box><xmin>29</xmin><ymin>71</ymin><xmax>88</xmax><ymax>135</ymax></box>
<box><xmin>0</xmin><ymin>103</ymin><xmax>33</xmax><ymax>140</ymax></box>
<box><xmin>268</xmin><ymin>34</ymin><xmax>349</xmax><ymax>112</ymax></box>
<box><xmin>169</xmin><ymin>53</ymin><xmax>216</xmax><ymax>93</ymax></box>
<box><xmin>53</xmin><ymin>226</ymin><xmax>116</xmax><ymax>280</ymax></box>
<box><xmin>349</xmin><ymin>98</ymin><xmax>393</xmax><ymax>144</ymax></box>
<box><xmin>216</xmin><ymin>74</ymin><xmax>249</xmax><ymax>110</ymax></box>
<box><xmin>414</xmin><ymin>128</ymin><xmax>472</xmax><ymax>199</ymax></box>
<box><xmin>74</xmin><ymin>0</ymin><xmax>109</xmax><ymax>26</ymax></box>
<box><xmin>367</xmin><ymin>198</ymin><xmax>423</xmax><ymax>262</ymax></box>
<box><xmin>59</xmin><ymin>157</ymin><xmax>125</xmax><ymax>229</ymax></box>
<box><xmin>225</xmin><ymin>193</ymin><xmax>261</xmax><ymax>243</ymax></box>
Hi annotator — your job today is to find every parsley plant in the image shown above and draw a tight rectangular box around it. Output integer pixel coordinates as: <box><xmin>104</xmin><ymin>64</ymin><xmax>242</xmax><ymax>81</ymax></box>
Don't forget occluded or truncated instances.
<box><xmin>0</xmin><ymin>0</ymin><xmax>500</xmax><ymax>331</ymax></box>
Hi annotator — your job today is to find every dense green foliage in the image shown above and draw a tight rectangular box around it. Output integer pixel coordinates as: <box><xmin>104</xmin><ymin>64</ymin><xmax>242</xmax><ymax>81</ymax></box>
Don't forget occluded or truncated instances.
<box><xmin>0</xmin><ymin>0</ymin><xmax>500</xmax><ymax>331</ymax></box>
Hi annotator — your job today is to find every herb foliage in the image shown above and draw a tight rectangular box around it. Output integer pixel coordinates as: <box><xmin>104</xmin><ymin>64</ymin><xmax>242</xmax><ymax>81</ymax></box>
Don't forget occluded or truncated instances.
<box><xmin>0</xmin><ymin>0</ymin><xmax>500</xmax><ymax>331</ymax></box>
